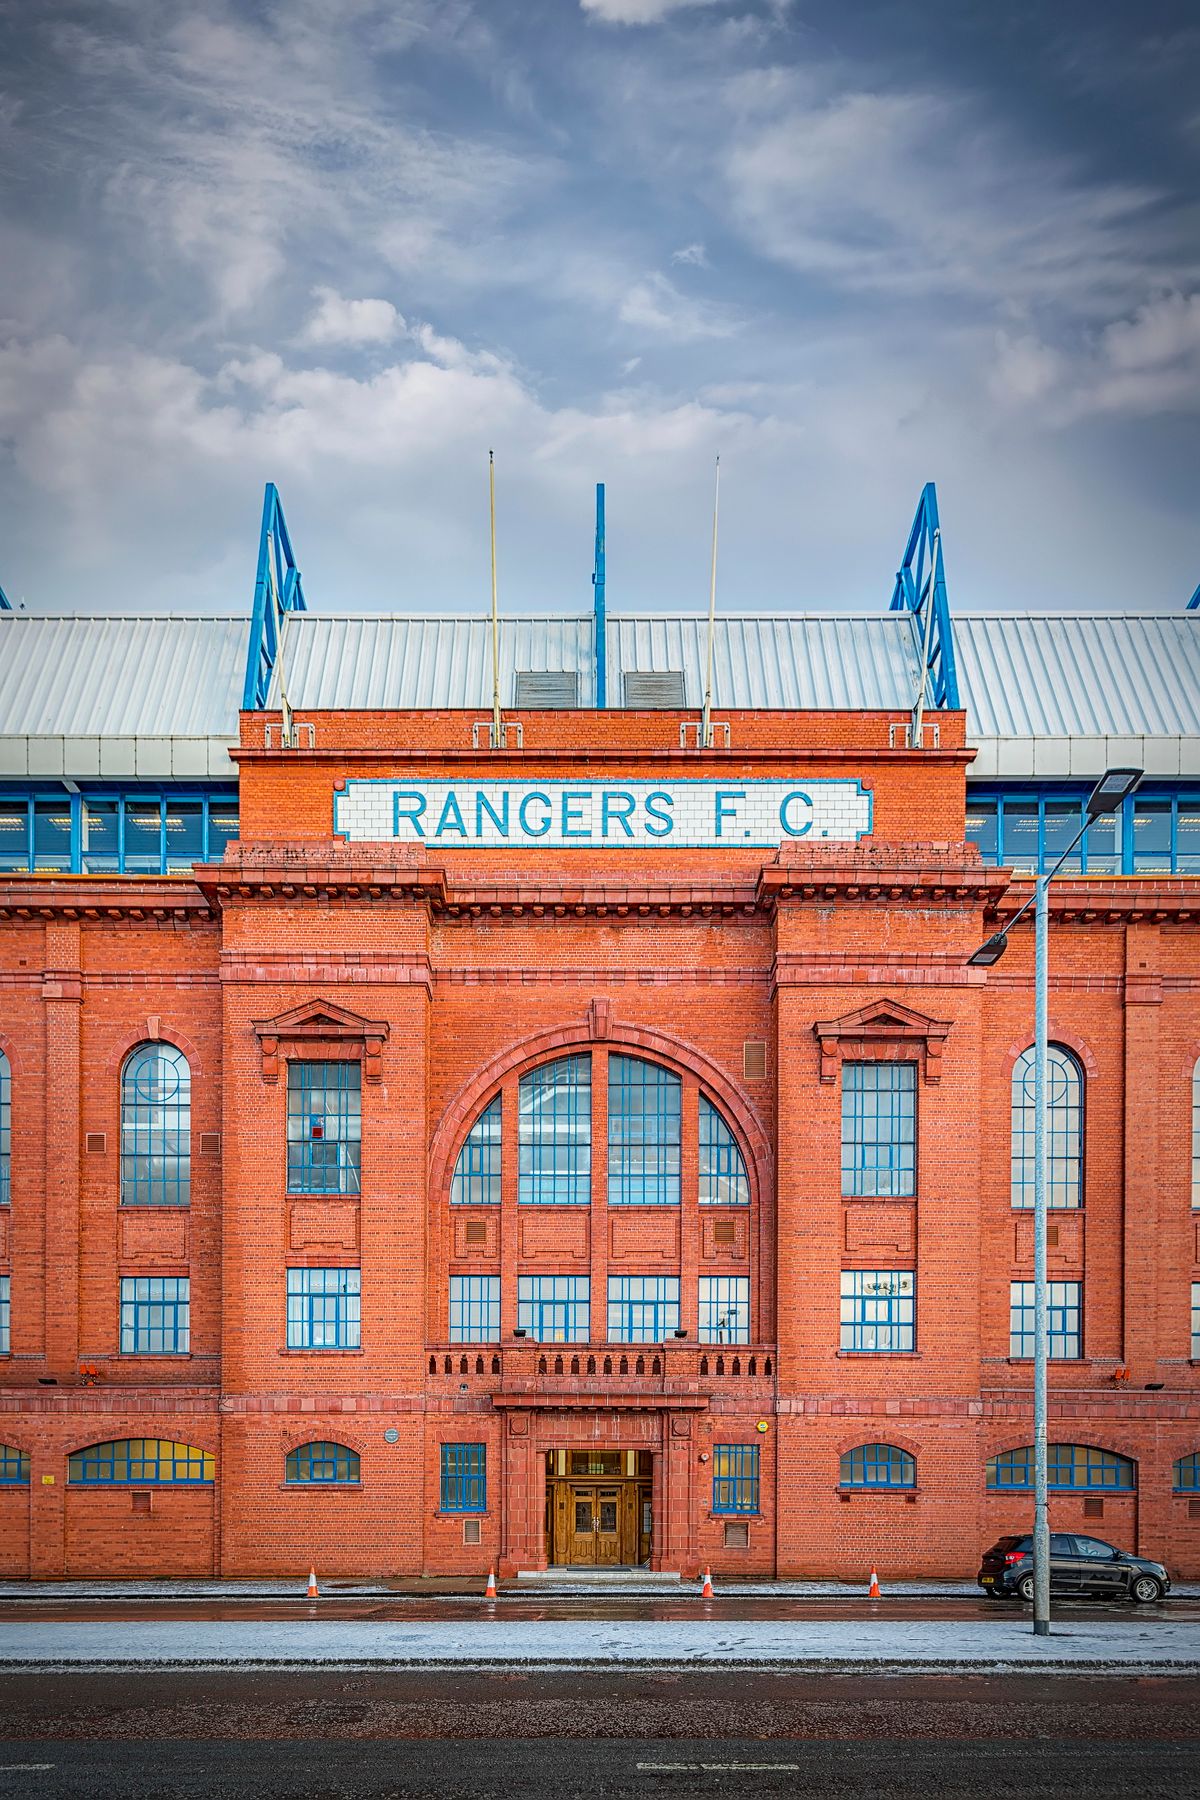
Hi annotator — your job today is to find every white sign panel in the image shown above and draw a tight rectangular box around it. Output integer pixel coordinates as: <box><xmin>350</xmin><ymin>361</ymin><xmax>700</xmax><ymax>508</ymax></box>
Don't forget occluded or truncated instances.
<box><xmin>334</xmin><ymin>779</ymin><xmax>872</xmax><ymax>849</ymax></box>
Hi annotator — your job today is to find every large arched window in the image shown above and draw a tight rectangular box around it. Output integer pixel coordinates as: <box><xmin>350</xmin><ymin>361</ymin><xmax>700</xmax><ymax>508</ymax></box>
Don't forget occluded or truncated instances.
<box><xmin>121</xmin><ymin>1043</ymin><xmax>191</xmax><ymax>1207</ymax></box>
<box><xmin>68</xmin><ymin>1439</ymin><xmax>213</xmax><ymax>1484</ymax></box>
<box><xmin>699</xmin><ymin>1096</ymin><xmax>749</xmax><ymax>1204</ymax></box>
<box><xmin>285</xmin><ymin>1441</ymin><xmax>360</xmax><ymax>1484</ymax></box>
<box><xmin>986</xmin><ymin>1444</ymin><xmax>1134</xmax><ymax>1491</ymax></box>
<box><xmin>1192</xmin><ymin>1059</ymin><xmax>1200</xmax><ymax>1209</ymax></box>
<box><xmin>451</xmin><ymin>1096</ymin><xmax>501</xmax><ymax>1205</ymax></box>
<box><xmin>608</xmin><ymin>1056</ymin><xmax>681</xmax><ymax>1205</ymax></box>
<box><xmin>840</xmin><ymin>1443</ymin><xmax>915</xmax><ymax>1489</ymax></box>
<box><xmin>518</xmin><ymin>1056</ymin><xmax>592</xmax><ymax>1205</ymax></box>
<box><xmin>0</xmin><ymin>1048</ymin><xmax>9</xmax><ymax>1206</ymax></box>
<box><xmin>1011</xmin><ymin>1044</ymin><xmax>1083</xmax><ymax>1209</ymax></box>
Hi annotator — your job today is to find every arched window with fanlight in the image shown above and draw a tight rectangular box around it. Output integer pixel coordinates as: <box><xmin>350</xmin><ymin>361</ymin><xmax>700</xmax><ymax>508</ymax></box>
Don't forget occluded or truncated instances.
<box><xmin>68</xmin><ymin>1439</ymin><xmax>213</xmax><ymax>1484</ymax></box>
<box><xmin>839</xmin><ymin>1443</ymin><xmax>915</xmax><ymax>1489</ymax></box>
<box><xmin>1173</xmin><ymin>1452</ymin><xmax>1200</xmax><ymax>1493</ymax></box>
<box><xmin>121</xmin><ymin>1042</ymin><xmax>191</xmax><ymax>1207</ymax></box>
<box><xmin>451</xmin><ymin>1095</ymin><xmax>501</xmax><ymax>1205</ymax></box>
<box><xmin>518</xmin><ymin>1055</ymin><xmax>592</xmax><ymax>1205</ymax></box>
<box><xmin>699</xmin><ymin>1096</ymin><xmax>749</xmax><ymax>1204</ymax></box>
<box><xmin>1011</xmin><ymin>1044</ymin><xmax>1083</xmax><ymax>1209</ymax></box>
<box><xmin>285</xmin><ymin>1441</ymin><xmax>360</xmax><ymax>1484</ymax></box>
<box><xmin>986</xmin><ymin>1444</ymin><xmax>1134</xmax><ymax>1491</ymax></box>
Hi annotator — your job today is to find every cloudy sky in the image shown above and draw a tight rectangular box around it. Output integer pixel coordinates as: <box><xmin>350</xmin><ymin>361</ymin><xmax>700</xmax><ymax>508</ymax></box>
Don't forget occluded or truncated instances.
<box><xmin>0</xmin><ymin>0</ymin><xmax>1197</xmax><ymax>617</ymax></box>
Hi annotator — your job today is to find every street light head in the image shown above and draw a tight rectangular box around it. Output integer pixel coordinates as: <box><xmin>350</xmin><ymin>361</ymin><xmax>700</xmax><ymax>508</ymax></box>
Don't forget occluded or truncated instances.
<box><xmin>967</xmin><ymin>932</ymin><xmax>1008</xmax><ymax>968</ymax></box>
<box><xmin>1086</xmin><ymin>766</ymin><xmax>1143</xmax><ymax>818</ymax></box>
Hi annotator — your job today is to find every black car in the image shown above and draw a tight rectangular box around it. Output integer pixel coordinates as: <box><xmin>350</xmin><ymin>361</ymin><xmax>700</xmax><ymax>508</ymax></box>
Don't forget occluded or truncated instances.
<box><xmin>978</xmin><ymin>1533</ymin><xmax>1170</xmax><ymax>1603</ymax></box>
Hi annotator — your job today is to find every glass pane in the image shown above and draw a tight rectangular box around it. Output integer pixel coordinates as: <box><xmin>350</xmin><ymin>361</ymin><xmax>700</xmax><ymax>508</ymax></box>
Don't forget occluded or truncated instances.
<box><xmin>1082</xmin><ymin>811</ymin><xmax>1119</xmax><ymax>875</ymax></box>
<box><xmin>81</xmin><ymin>800</ymin><xmax>119</xmax><ymax>872</ymax></box>
<box><xmin>1177</xmin><ymin>806</ymin><xmax>1200</xmax><ymax>874</ymax></box>
<box><xmin>1043</xmin><ymin>802</ymin><xmax>1083</xmax><ymax>871</ymax></box>
<box><xmin>164</xmin><ymin>802</ymin><xmax>204</xmax><ymax>871</ymax></box>
<box><xmin>575</xmin><ymin>1500</ymin><xmax>592</xmax><ymax>1533</ymax></box>
<box><xmin>32</xmin><ymin>800</ymin><xmax>72</xmax><ymax>871</ymax></box>
<box><xmin>599</xmin><ymin>1500</ymin><xmax>618</xmax><ymax>1533</ymax></box>
<box><xmin>965</xmin><ymin>799</ymin><xmax>998</xmax><ymax>862</ymax></box>
<box><xmin>0</xmin><ymin>803</ymin><xmax>29</xmax><ymax>871</ymax></box>
<box><xmin>124</xmin><ymin>800</ymin><xmax>163</xmax><ymax>873</ymax></box>
<box><xmin>207</xmin><ymin>805</ymin><xmax>239</xmax><ymax>859</ymax></box>
<box><xmin>1003</xmin><ymin>802</ymin><xmax>1039</xmax><ymax>872</ymax></box>
<box><xmin>1132</xmin><ymin>800</ymin><xmax>1172</xmax><ymax>870</ymax></box>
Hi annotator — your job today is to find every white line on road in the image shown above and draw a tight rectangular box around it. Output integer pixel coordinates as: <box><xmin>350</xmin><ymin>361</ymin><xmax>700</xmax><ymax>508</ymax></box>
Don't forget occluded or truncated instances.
<box><xmin>0</xmin><ymin>1767</ymin><xmax>54</xmax><ymax>1773</ymax></box>
<box><xmin>637</xmin><ymin>1765</ymin><xmax>801</xmax><ymax>1773</ymax></box>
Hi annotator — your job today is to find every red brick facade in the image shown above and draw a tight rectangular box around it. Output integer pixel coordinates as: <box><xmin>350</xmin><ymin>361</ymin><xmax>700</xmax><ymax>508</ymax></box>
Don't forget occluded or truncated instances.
<box><xmin>1</xmin><ymin>704</ymin><xmax>1198</xmax><ymax>1579</ymax></box>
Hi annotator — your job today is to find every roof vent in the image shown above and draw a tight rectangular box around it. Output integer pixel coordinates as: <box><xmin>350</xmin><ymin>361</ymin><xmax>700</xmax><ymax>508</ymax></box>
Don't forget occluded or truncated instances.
<box><xmin>623</xmin><ymin>670</ymin><xmax>687</xmax><ymax>709</ymax></box>
<box><xmin>513</xmin><ymin>670</ymin><xmax>579</xmax><ymax>708</ymax></box>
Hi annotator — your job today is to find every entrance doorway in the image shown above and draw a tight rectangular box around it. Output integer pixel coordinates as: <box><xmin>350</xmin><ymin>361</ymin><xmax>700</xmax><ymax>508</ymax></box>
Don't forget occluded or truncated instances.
<box><xmin>545</xmin><ymin>1450</ymin><xmax>653</xmax><ymax>1566</ymax></box>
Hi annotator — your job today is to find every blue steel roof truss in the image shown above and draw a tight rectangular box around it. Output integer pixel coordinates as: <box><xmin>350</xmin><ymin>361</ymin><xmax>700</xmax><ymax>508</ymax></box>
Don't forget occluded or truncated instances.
<box><xmin>888</xmin><ymin>482</ymin><xmax>960</xmax><ymax>709</ymax></box>
<box><xmin>243</xmin><ymin>483</ymin><xmax>307</xmax><ymax>710</ymax></box>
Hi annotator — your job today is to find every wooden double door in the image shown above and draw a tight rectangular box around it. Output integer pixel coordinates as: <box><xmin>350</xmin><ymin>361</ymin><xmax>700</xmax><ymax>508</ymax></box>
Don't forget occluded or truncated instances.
<box><xmin>546</xmin><ymin>1458</ymin><xmax>653</xmax><ymax>1566</ymax></box>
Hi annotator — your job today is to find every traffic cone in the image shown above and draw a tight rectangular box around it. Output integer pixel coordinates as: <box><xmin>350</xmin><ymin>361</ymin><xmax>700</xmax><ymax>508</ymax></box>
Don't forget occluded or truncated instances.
<box><xmin>485</xmin><ymin>1566</ymin><xmax>497</xmax><ymax>1599</ymax></box>
<box><xmin>868</xmin><ymin>1566</ymin><xmax>881</xmax><ymax>1599</ymax></box>
<box><xmin>701</xmin><ymin>1566</ymin><xmax>714</xmax><ymax>1598</ymax></box>
<box><xmin>307</xmin><ymin>1567</ymin><xmax>319</xmax><ymax>1599</ymax></box>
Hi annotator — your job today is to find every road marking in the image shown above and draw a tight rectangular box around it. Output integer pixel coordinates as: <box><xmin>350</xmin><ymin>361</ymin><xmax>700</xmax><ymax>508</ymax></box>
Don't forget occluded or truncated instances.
<box><xmin>637</xmin><ymin>1765</ymin><xmax>801</xmax><ymax>1773</ymax></box>
<box><xmin>0</xmin><ymin>1767</ymin><xmax>54</xmax><ymax>1774</ymax></box>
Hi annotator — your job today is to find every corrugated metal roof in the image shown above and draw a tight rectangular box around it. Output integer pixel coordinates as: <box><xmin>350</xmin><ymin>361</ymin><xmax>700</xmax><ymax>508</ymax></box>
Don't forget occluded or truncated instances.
<box><xmin>609</xmin><ymin>615</ymin><xmax>921</xmax><ymax>710</ymax></box>
<box><xmin>268</xmin><ymin>616</ymin><xmax>596</xmax><ymax>710</ymax></box>
<box><xmin>0</xmin><ymin>615</ymin><xmax>245</xmax><ymax>737</ymax></box>
<box><xmin>953</xmin><ymin>615</ymin><xmax>1200</xmax><ymax>738</ymax></box>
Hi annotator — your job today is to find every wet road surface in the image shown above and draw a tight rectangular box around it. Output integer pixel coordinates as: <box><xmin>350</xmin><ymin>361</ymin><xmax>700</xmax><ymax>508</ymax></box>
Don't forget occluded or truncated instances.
<box><xmin>1</xmin><ymin>1672</ymin><xmax>1198</xmax><ymax>1797</ymax></box>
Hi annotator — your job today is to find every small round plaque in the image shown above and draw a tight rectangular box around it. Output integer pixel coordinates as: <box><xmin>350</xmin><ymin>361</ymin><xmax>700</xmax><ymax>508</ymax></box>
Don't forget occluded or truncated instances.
<box><xmin>383</xmin><ymin>1427</ymin><xmax>399</xmax><ymax>1444</ymax></box>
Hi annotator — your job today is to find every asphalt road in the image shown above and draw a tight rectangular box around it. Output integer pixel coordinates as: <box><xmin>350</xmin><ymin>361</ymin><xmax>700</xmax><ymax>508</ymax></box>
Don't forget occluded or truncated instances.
<box><xmin>3</xmin><ymin>1670</ymin><xmax>1199</xmax><ymax>1796</ymax></box>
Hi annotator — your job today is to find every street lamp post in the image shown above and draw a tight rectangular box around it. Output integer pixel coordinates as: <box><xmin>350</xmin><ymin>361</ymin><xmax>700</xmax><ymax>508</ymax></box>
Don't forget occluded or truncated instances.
<box><xmin>969</xmin><ymin>767</ymin><xmax>1142</xmax><ymax>1636</ymax></box>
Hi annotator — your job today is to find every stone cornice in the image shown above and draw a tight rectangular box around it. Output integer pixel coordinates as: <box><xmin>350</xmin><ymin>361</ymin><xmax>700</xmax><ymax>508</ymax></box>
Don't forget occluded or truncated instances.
<box><xmin>987</xmin><ymin>876</ymin><xmax>1200</xmax><ymax>925</ymax></box>
<box><xmin>0</xmin><ymin>876</ymin><xmax>211</xmax><ymax>924</ymax></box>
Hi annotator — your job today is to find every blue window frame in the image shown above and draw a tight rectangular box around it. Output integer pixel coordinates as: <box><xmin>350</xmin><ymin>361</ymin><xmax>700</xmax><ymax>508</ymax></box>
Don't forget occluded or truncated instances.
<box><xmin>517</xmin><ymin>1275</ymin><xmax>589</xmax><ymax>1342</ymax></box>
<box><xmin>698</xmin><ymin>1274</ymin><xmax>749</xmax><ymax>1344</ymax></box>
<box><xmin>119</xmin><ymin>1276</ymin><xmax>190</xmax><ymax>1355</ymax></box>
<box><xmin>285</xmin><ymin>1441</ymin><xmax>360</xmax><ymax>1484</ymax></box>
<box><xmin>1193</xmin><ymin>1282</ymin><xmax>1200</xmax><ymax>1360</ymax></box>
<box><xmin>965</xmin><ymin>787</ymin><xmax>1200</xmax><ymax>875</ymax></box>
<box><xmin>1193</xmin><ymin>1060</ymin><xmax>1200</xmax><ymax>1209</ymax></box>
<box><xmin>121</xmin><ymin>1042</ymin><xmax>191</xmax><ymax>1207</ymax></box>
<box><xmin>286</xmin><ymin>1266</ymin><xmax>361</xmax><ymax>1349</ymax></box>
<box><xmin>607</xmin><ymin>1275</ymin><xmax>680</xmax><ymax>1342</ymax></box>
<box><xmin>0</xmin><ymin>1444</ymin><xmax>29</xmax><ymax>1484</ymax></box>
<box><xmin>842</xmin><ymin>1063</ymin><xmax>916</xmax><ymax>1198</ymax></box>
<box><xmin>0</xmin><ymin>1049</ymin><xmax>9</xmax><ymax>1206</ymax></box>
<box><xmin>68</xmin><ymin>1438</ymin><xmax>214</xmax><ymax>1484</ymax></box>
<box><xmin>0</xmin><ymin>788</ymin><xmax>238</xmax><ymax>875</ymax></box>
<box><xmin>287</xmin><ymin>1062</ymin><xmax>361</xmax><ymax>1195</ymax></box>
<box><xmin>840</xmin><ymin>1443</ymin><xmax>916</xmax><ymax>1488</ymax></box>
<box><xmin>712</xmin><ymin>1444</ymin><xmax>759</xmax><ymax>1514</ymax></box>
<box><xmin>986</xmin><ymin>1445</ymin><xmax>1134</xmax><ymax>1491</ymax></box>
<box><xmin>441</xmin><ymin>1443</ymin><xmax>486</xmax><ymax>1512</ymax></box>
<box><xmin>519</xmin><ymin>1056</ymin><xmax>591</xmax><ymax>1205</ymax></box>
<box><xmin>1174</xmin><ymin>1453</ymin><xmax>1200</xmax><ymax>1492</ymax></box>
<box><xmin>1010</xmin><ymin>1279</ymin><xmax>1080</xmax><ymax>1359</ymax></box>
<box><xmin>608</xmin><ymin>1056</ymin><xmax>681</xmax><ymax>1205</ymax></box>
<box><xmin>1011</xmin><ymin>1045</ymin><xmax>1083</xmax><ymax>1210</ymax></box>
<box><xmin>451</xmin><ymin>1096</ymin><xmax>501</xmax><ymax>1205</ymax></box>
<box><xmin>699</xmin><ymin>1097</ymin><xmax>749</xmax><ymax>1205</ymax></box>
<box><xmin>0</xmin><ymin>1275</ymin><xmax>8</xmax><ymax>1355</ymax></box>
<box><xmin>840</xmin><ymin>1270</ymin><xmax>915</xmax><ymax>1353</ymax></box>
<box><xmin>450</xmin><ymin>1275</ymin><xmax>501</xmax><ymax>1343</ymax></box>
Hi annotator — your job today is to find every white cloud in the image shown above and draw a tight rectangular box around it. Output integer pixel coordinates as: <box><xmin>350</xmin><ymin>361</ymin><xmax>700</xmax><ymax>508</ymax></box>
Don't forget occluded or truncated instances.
<box><xmin>618</xmin><ymin>272</ymin><xmax>738</xmax><ymax>339</ymax></box>
<box><xmin>671</xmin><ymin>242</ymin><xmax>709</xmax><ymax>267</ymax></box>
<box><xmin>986</xmin><ymin>292</ymin><xmax>1200</xmax><ymax>421</ymax></box>
<box><xmin>580</xmin><ymin>0</ymin><xmax>719</xmax><ymax>24</ymax></box>
<box><xmin>300</xmin><ymin>288</ymin><xmax>404</xmax><ymax>347</ymax></box>
<box><xmin>1102</xmin><ymin>291</ymin><xmax>1200</xmax><ymax>370</ymax></box>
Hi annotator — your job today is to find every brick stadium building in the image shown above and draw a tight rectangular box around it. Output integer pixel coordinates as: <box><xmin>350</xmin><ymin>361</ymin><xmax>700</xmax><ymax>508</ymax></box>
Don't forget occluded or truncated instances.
<box><xmin>1</xmin><ymin>486</ymin><xmax>1198</xmax><ymax>1581</ymax></box>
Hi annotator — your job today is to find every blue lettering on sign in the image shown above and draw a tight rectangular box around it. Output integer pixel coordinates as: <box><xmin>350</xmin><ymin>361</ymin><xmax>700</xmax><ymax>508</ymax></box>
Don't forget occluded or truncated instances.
<box><xmin>644</xmin><ymin>792</ymin><xmax>674</xmax><ymax>838</ymax></box>
<box><xmin>394</xmin><ymin>792</ymin><xmax>427</xmax><ymax>838</ymax></box>
<box><xmin>476</xmin><ymin>792</ymin><xmax>509</xmax><ymax>838</ymax></box>
<box><xmin>714</xmin><ymin>790</ymin><xmax>745</xmax><ymax>838</ymax></box>
<box><xmin>780</xmin><ymin>790</ymin><xmax>813</xmax><ymax>836</ymax></box>
<box><xmin>561</xmin><ymin>790</ymin><xmax>591</xmax><ymax>839</ymax></box>
<box><xmin>519</xmin><ymin>791</ymin><xmax>552</xmax><ymax>837</ymax></box>
<box><xmin>602</xmin><ymin>792</ymin><xmax>636</xmax><ymax>838</ymax></box>
<box><xmin>435</xmin><ymin>792</ymin><xmax>467</xmax><ymax>837</ymax></box>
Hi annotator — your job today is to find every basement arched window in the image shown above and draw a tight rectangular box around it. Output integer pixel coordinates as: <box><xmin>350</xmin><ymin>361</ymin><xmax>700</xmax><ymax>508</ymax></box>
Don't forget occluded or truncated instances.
<box><xmin>1010</xmin><ymin>1044</ymin><xmax>1083</xmax><ymax>1209</ymax></box>
<box><xmin>1174</xmin><ymin>1453</ymin><xmax>1200</xmax><ymax>1492</ymax></box>
<box><xmin>68</xmin><ymin>1439</ymin><xmax>213</xmax><ymax>1484</ymax></box>
<box><xmin>451</xmin><ymin>1095</ymin><xmax>501</xmax><ymax>1205</ymax></box>
<box><xmin>285</xmin><ymin>1441</ymin><xmax>360</xmax><ymax>1484</ymax></box>
<box><xmin>699</xmin><ymin>1096</ymin><xmax>749</xmax><ymax>1204</ymax></box>
<box><xmin>839</xmin><ymin>1443</ymin><xmax>915</xmax><ymax>1488</ymax></box>
<box><xmin>0</xmin><ymin>1444</ymin><xmax>29</xmax><ymax>1484</ymax></box>
<box><xmin>986</xmin><ymin>1444</ymin><xmax>1134</xmax><ymax>1490</ymax></box>
<box><xmin>0</xmin><ymin>1049</ymin><xmax>9</xmax><ymax>1206</ymax></box>
<box><xmin>121</xmin><ymin>1043</ymin><xmax>191</xmax><ymax>1207</ymax></box>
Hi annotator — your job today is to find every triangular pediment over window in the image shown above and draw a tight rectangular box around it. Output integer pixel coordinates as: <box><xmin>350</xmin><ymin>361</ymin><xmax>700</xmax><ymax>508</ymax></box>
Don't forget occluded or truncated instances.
<box><xmin>812</xmin><ymin>999</ymin><xmax>951</xmax><ymax>1084</ymax></box>
<box><xmin>252</xmin><ymin>999</ymin><xmax>389</xmax><ymax>1083</ymax></box>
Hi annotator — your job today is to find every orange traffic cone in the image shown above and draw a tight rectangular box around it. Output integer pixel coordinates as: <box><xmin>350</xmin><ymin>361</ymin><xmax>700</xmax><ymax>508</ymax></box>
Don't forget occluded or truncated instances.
<box><xmin>485</xmin><ymin>1566</ymin><xmax>497</xmax><ymax>1599</ymax></box>
<box><xmin>701</xmin><ymin>1566</ymin><xmax>714</xmax><ymax>1598</ymax></box>
<box><xmin>307</xmin><ymin>1567</ymin><xmax>319</xmax><ymax>1599</ymax></box>
<box><xmin>868</xmin><ymin>1566</ymin><xmax>881</xmax><ymax>1599</ymax></box>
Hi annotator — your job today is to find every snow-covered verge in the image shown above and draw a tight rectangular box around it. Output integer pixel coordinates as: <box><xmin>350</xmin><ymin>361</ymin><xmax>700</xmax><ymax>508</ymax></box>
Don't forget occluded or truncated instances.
<box><xmin>2</xmin><ymin>1618</ymin><xmax>1199</xmax><ymax>1673</ymax></box>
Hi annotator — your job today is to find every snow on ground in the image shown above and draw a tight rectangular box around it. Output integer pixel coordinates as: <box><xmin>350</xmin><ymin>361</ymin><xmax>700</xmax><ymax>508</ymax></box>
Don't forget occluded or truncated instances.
<box><xmin>2</xmin><ymin>1617</ymin><xmax>1199</xmax><ymax>1672</ymax></box>
<box><xmin>4</xmin><ymin>1578</ymin><xmax>1197</xmax><ymax>1600</ymax></box>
